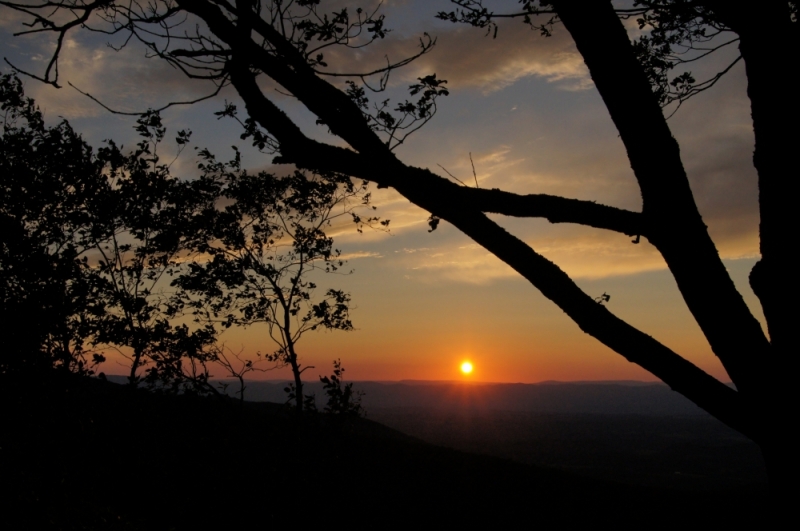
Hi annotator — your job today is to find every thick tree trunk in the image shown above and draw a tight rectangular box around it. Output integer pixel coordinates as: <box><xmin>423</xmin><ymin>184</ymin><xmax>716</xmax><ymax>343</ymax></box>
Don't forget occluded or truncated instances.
<box><xmin>713</xmin><ymin>3</ymin><xmax>798</xmax><ymax>357</ymax></box>
<box><xmin>704</xmin><ymin>4</ymin><xmax>798</xmax><ymax>497</ymax></box>
<box><xmin>551</xmin><ymin>0</ymin><xmax>771</xmax><ymax>401</ymax></box>
<box><xmin>759</xmin><ymin>421</ymin><xmax>797</xmax><ymax>507</ymax></box>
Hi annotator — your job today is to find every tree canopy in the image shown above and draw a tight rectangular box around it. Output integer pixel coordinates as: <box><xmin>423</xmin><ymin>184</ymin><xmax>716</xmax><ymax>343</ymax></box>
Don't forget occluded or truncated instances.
<box><xmin>1</xmin><ymin>76</ymin><xmax>218</xmax><ymax>386</ymax></box>
<box><xmin>0</xmin><ymin>73</ymin><xmax>370</xmax><ymax>402</ymax></box>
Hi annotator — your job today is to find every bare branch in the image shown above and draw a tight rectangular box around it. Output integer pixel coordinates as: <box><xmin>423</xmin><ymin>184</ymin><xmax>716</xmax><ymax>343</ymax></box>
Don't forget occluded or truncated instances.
<box><xmin>68</xmin><ymin>79</ymin><xmax>228</xmax><ymax>116</ymax></box>
<box><xmin>469</xmin><ymin>152</ymin><xmax>479</xmax><ymax>188</ymax></box>
<box><xmin>436</xmin><ymin>163</ymin><xmax>468</xmax><ymax>187</ymax></box>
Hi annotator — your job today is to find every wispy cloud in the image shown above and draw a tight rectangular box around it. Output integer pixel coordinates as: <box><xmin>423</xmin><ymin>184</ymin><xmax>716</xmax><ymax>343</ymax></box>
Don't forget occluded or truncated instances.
<box><xmin>417</xmin><ymin>21</ymin><xmax>590</xmax><ymax>93</ymax></box>
<box><xmin>389</xmin><ymin>225</ymin><xmax>668</xmax><ymax>285</ymax></box>
<box><xmin>338</xmin><ymin>251</ymin><xmax>383</xmax><ymax>261</ymax></box>
<box><xmin>318</xmin><ymin>16</ymin><xmax>591</xmax><ymax>94</ymax></box>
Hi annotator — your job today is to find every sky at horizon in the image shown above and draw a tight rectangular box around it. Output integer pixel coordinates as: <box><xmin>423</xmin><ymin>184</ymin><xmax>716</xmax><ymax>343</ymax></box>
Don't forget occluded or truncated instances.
<box><xmin>0</xmin><ymin>1</ymin><xmax>766</xmax><ymax>383</ymax></box>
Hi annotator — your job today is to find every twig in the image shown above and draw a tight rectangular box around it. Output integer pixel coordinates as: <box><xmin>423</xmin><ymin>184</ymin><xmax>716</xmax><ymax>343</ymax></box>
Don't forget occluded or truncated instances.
<box><xmin>437</xmin><ymin>163</ymin><xmax>467</xmax><ymax>186</ymax></box>
<box><xmin>469</xmin><ymin>152</ymin><xmax>479</xmax><ymax>188</ymax></box>
<box><xmin>68</xmin><ymin>80</ymin><xmax>226</xmax><ymax>116</ymax></box>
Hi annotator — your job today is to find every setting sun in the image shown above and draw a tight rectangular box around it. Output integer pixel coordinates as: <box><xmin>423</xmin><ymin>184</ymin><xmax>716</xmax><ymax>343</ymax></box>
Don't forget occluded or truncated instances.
<box><xmin>460</xmin><ymin>361</ymin><xmax>474</xmax><ymax>375</ymax></box>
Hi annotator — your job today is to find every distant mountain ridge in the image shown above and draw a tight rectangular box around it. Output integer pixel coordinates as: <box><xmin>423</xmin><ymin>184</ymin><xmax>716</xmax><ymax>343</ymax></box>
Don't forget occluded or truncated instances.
<box><xmin>226</xmin><ymin>379</ymin><xmax>710</xmax><ymax>416</ymax></box>
<box><xmin>104</xmin><ymin>376</ymin><xmax>712</xmax><ymax>415</ymax></box>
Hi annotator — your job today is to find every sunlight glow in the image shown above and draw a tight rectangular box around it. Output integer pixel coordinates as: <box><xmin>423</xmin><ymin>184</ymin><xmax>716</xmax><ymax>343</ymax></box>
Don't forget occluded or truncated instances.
<box><xmin>460</xmin><ymin>361</ymin><xmax>474</xmax><ymax>375</ymax></box>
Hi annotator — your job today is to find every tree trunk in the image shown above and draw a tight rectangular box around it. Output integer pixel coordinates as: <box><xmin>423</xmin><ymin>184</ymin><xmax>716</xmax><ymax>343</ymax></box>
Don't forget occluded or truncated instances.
<box><xmin>128</xmin><ymin>347</ymin><xmax>142</xmax><ymax>387</ymax></box>
<box><xmin>759</xmin><ymin>421</ymin><xmax>796</xmax><ymax>509</ymax></box>
<box><xmin>286</xmin><ymin>341</ymin><xmax>304</xmax><ymax>415</ymax></box>
<box><xmin>716</xmin><ymin>3</ymin><xmax>798</xmax><ymax>358</ymax></box>
<box><xmin>703</xmin><ymin>4</ymin><xmax>798</xmax><ymax>498</ymax></box>
<box><xmin>552</xmin><ymin>0</ymin><xmax>771</xmax><ymax>401</ymax></box>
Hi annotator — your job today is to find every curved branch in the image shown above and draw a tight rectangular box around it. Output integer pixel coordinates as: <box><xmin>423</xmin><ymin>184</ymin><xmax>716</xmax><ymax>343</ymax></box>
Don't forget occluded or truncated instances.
<box><xmin>311</xmin><ymin>34</ymin><xmax>436</xmax><ymax>79</ymax></box>
<box><xmin>170</xmin><ymin>49</ymin><xmax>232</xmax><ymax>58</ymax></box>
<box><xmin>68</xmin><ymin>79</ymin><xmax>227</xmax><ymax>116</ymax></box>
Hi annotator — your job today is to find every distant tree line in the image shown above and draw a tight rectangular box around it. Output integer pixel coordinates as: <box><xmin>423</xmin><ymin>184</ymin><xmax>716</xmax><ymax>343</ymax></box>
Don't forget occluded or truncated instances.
<box><xmin>0</xmin><ymin>74</ymin><xmax>368</xmax><ymax>414</ymax></box>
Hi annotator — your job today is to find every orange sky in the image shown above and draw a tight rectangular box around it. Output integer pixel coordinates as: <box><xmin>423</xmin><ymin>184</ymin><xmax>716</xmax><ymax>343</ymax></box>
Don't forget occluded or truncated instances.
<box><xmin>1</xmin><ymin>1</ymin><xmax>766</xmax><ymax>383</ymax></box>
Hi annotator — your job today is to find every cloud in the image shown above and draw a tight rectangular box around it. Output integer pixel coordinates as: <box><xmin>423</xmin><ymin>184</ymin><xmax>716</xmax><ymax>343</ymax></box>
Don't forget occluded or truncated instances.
<box><xmin>414</xmin><ymin>25</ymin><xmax>593</xmax><ymax>93</ymax></box>
<box><xmin>395</xmin><ymin>247</ymin><xmax>433</xmax><ymax>254</ymax></box>
<box><xmin>435</xmin><ymin>146</ymin><xmax>526</xmax><ymax>189</ymax></box>
<box><xmin>668</xmin><ymin>66</ymin><xmax>759</xmax><ymax>258</ymax></box>
<box><xmin>1</xmin><ymin>16</ymin><xmax>227</xmax><ymax>123</ymax></box>
<box><xmin>318</xmin><ymin>15</ymin><xmax>591</xmax><ymax>94</ymax></box>
<box><xmin>0</xmin><ymin>7</ymin><xmax>32</xmax><ymax>29</ymax></box>
<box><xmin>338</xmin><ymin>251</ymin><xmax>383</xmax><ymax>260</ymax></box>
<box><xmin>375</xmin><ymin>218</ymin><xmax>666</xmax><ymax>286</ymax></box>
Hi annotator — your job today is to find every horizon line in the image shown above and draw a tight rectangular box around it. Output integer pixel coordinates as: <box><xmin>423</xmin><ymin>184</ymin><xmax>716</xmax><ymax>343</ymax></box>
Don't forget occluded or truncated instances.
<box><xmin>100</xmin><ymin>374</ymin><xmax>691</xmax><ymax>386</ymax></box>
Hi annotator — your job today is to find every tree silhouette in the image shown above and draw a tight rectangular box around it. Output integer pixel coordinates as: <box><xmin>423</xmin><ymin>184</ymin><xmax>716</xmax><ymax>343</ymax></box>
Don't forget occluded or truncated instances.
<box><xmin>320</xmin><ymin>358</ymin><xmax>364</xmax><ymax>417</ymax></box>
<box><xmin>1</xmin><ymin>77</ymin><xmax>218</xmax><ymax>388</ymax></box>
<box><xmin>1</xmin><ymin>0</ymin><xmax>793</xmax><ymax>488</ymax></box>
<box><xmin>1</xmin><ymin>73</ymin><xmax>103</xmax><ymax>374</ymax></box>
<box><xmin>80</xmin><ymin>111</ymin><xmax>218</xmax><ymax>388</ymax></box>
<box><xmin>174</xmin><ymin>149</ymin><xmax>378</xmax><ymax>413</ymax></box>
<box><xmin>206</xmin><ymin>345</ymin><xmax>274</xmax><ymax>404</ymax></box>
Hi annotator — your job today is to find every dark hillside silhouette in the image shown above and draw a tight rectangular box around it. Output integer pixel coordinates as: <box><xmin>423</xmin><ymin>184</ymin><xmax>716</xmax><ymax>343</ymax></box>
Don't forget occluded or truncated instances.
<box><xmin>0</xmin><ymin>373</ymin><xmax>770</xmax><ymax>528</ymax></box>
<box><xmin>206</xmin><ymin>379</ymin><xmax>767</xmax><ymax>490</ymax></box>
<box><xmin>370</xmin><ymin>408</ymin><xmax>766</xmax><ymax>491</ymax></box>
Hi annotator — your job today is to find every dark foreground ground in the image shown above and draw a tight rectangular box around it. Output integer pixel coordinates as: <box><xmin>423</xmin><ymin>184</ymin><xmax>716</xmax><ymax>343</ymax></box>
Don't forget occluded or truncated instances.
<box><xmin>1</xmin><ymin>374</ymin><xmax>771</xmax><ymax>529</ymax></box>
<box><xmin>232</xmin><ymin>379</ymin><xmax>769</xmax><ymax>491</ymax></box>
<box><xmin>366</xmin><ymin>408</ymin><xmax>767</xmax><ymax>491</ymax></box>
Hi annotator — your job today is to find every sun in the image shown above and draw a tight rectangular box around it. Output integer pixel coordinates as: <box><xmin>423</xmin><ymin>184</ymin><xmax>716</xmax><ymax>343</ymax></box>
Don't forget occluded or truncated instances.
<box><xmin>460</xmin><ymin>361</ymin><xmax>474</xmax><ymax>375</ymax></box>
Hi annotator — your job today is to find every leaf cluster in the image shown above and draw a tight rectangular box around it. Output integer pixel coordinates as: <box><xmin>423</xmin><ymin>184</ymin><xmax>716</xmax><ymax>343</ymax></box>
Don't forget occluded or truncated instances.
<box><xmin>631</xmin><ymin>1</ymin><xmax>741</xmax><ymax>111</ymax></box>
<box><xmin>437</xmin><ymin>1</ymin><xmax>745</xmax><ymax>113</ymax></box>
<box><xmin>319</xmin><ymin>358</ymin><xmax>363</xmax><ymax>416</ymax></box>
<box><xmin>437</xmin><ymin>1</ymin><xmax>558</xmax><ymax>38</ymax></box>
<box><xmin>345</xmin><ymin>73</ymin><xmax>450</xmax><ymax>150</ymax></box>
